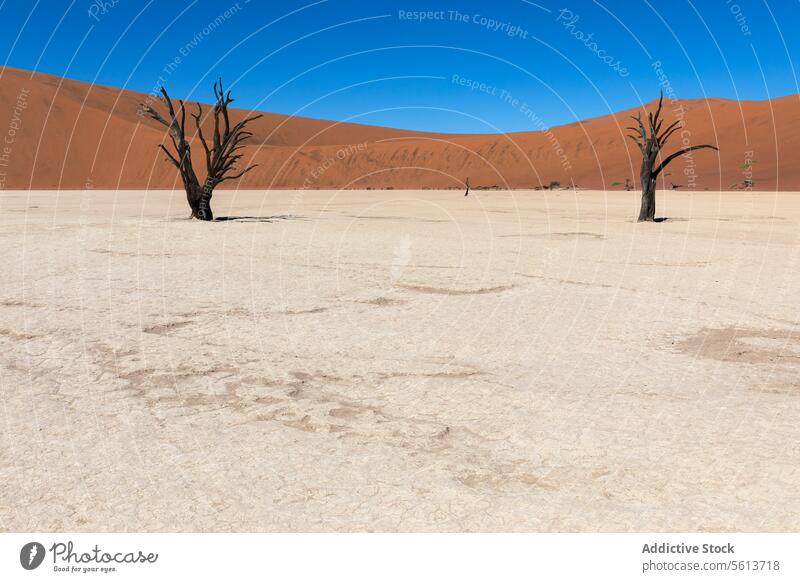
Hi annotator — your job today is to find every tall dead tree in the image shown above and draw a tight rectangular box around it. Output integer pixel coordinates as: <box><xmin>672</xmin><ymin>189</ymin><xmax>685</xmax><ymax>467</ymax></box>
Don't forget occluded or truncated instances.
<box><xmin>627</xmin><ymin>92</ymin><xmax>717</xmax><ymax>222</ymax></box>
<box><xmin>141</xmin><ymin>80</ymin><xmax>262</xmax><ymax>220</ymax></box>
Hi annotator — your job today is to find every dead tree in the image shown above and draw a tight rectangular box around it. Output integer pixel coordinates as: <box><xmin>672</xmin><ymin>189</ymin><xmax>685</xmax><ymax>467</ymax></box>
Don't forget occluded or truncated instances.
<box><xmin>627</xmin><ymin>92</ymin><xmax>717</xmax><ymax>222</ymax></box>
<box><xmin>464</xmin><ymin>177</ymin><xmax>470</xmax><ymax>196</ymax></box>
<box><xmin>141</xmin><ymin>80</ymin><xmax>262</xmax><ymax>220</ymax></box>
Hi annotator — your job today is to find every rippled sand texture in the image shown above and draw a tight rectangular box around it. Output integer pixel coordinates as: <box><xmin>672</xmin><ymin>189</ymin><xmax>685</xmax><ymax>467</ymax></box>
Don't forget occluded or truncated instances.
<box><xmin>2</xmin><ymin>66</ymin><xmax>799</xmax><ymax>191</ymax></box>
<box><xmin>1</xmin><ymin>189</ymin><xmax>799</xmax><ymax>531</ymax></box>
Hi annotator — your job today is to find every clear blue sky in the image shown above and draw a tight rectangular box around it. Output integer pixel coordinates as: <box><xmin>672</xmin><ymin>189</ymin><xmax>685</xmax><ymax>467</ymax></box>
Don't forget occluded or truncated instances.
<box><xmin>1</xmin><ymin>0</ymin><xmax>798</xmax><ymax>133</ymax></box>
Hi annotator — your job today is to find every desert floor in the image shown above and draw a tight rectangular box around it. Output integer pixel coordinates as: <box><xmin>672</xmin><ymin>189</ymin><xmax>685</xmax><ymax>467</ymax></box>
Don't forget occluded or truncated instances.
<box><xmin>1</xmin><ymin>189</ymin><xmax>798</xmax><ymax>532</ymax></box>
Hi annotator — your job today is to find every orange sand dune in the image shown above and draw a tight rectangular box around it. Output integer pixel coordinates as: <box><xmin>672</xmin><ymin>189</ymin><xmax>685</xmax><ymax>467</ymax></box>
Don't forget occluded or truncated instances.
<box><xmin>1</xmin><ymin>66</ymin><xmax>797</xmax><ymax>191</ymax></box>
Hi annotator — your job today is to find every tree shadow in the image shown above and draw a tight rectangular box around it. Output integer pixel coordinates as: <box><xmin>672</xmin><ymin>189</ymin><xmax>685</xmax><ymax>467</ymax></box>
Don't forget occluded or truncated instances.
<box><xmin>214</xmin><ymin>214</ymin><xmax>304</xmax><ymax>223</ymax></box>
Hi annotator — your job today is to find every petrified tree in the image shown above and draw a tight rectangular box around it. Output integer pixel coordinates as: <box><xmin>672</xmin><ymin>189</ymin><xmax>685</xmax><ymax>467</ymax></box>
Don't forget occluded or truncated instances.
<box><xmin>627</xmin><ymin>93</ymin><xmax>717</xmax><ymax>222</ymax></box>
<box><xmin>141</xmin><ymin>80</ymin><xmax>262</xmax><ymax>220</ymax></box>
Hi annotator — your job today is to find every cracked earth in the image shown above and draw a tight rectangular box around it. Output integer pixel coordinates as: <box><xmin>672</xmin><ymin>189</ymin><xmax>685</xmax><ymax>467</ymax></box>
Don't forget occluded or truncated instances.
<box><xmin>1</xmin><ymin>189</ymin><xmax>799</xmax><ymax>531</ymax></box>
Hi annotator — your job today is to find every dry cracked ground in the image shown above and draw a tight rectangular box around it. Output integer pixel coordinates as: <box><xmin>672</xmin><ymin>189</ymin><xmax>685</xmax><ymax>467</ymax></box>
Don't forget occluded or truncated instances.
<box><xmin>1</xmin><ymin>189</ymin><xmax>799</xmax><ymax>531</ymax></box>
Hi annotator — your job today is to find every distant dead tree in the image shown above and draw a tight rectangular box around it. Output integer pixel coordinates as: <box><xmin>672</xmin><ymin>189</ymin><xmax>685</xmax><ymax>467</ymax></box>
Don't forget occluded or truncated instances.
<box><xmin>627</xmin><ymin>92</ymin><xmax>717</xmax><ymax>221</ymax></box>
<box><xmin>464</xmin><ymin>177</ymin><xmax>470</xmax><ymax>196</ymax></box>
<box><xmin>141</xmin><ymin>80</ymin><xmax>262</xmax><ymax>220</ymax></box>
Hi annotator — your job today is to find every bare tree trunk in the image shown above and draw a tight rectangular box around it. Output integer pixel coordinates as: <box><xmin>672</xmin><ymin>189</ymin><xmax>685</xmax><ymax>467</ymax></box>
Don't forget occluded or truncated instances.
<box><xmin>627</xmin><ymin>92</ymin><xmax>717</xmax><ymax>223</ymax></box>
<box><xmin>195</xmin><ymin>179</ymin><xmax>214</xmax><ymax>221</ymax></box>
<box><xmin>185</xmin><ymin>181</ymin><xmax>207</xmax><ymax>220</ymax></box>
<box><xmin>638</xmin><ymin>166</ymin><xmax>657</xmax><ymax>222</ymax></box>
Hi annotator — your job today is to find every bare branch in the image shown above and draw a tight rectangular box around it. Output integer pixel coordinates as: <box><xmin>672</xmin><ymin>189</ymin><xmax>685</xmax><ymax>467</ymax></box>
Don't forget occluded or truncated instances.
<box><xmin>658</xmin><ymin>124</ymin><xmax>683</xmax><ymax>148</ymax></box>
<box><xmin>191</xmin><ymin>102</ymin><xmax>212</xmax><ymax>173</ymax></box>
<box><xmin>657</xmin><ymin>119</ymin><xmax>682</xmax><ymax>143</ymax></box>
<box><xmin>157</xmin><ymin>144</ymin><xmax>181</xmax><ymax>168</ymax></box>
<box><xmin>218</xmin><ymin>163</ymin><xmax>258</xmax><ymax>183</ymax></box>
<box><xmin>141</xmin><ymin>105</ymin><xmax>170</xmax><ymax>127</ymax></box>
<box><xmin>654</xmin><ymin>144</ymin><xmax>719</xmax><ymax>176</ymax></box>
<box><xmin>626</xmin><ymin>134</ymin><xmax>645</xmax><ymax>152</ymax></box>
